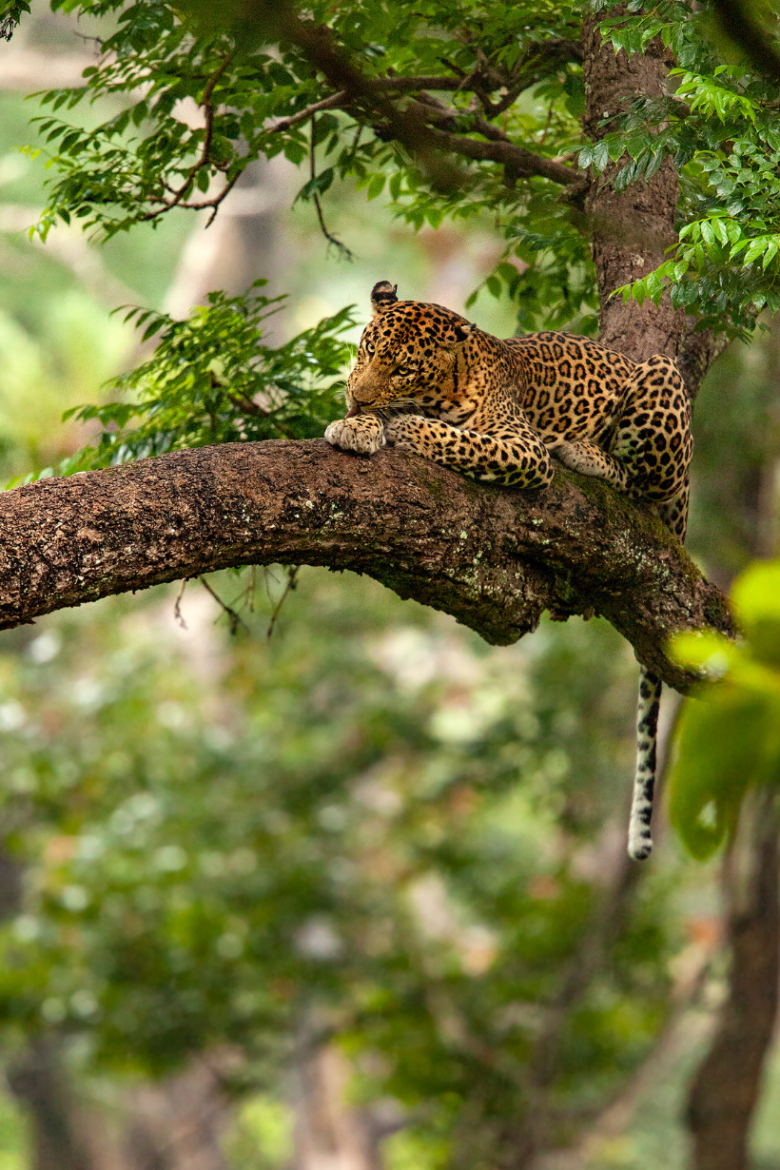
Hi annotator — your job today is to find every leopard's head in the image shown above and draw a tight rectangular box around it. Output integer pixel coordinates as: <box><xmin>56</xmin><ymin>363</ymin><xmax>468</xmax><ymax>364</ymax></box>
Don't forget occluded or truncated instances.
<box><xmin>344</xmin><ymin>281</ymin><xmax>475</xmax><ymax>418</ymax></box>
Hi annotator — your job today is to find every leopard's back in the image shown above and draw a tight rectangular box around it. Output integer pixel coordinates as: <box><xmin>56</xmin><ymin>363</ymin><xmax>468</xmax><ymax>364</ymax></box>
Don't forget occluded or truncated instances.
<box><xmin>504</xmin><ymin>331</ymin><xmax>636</xmax><ymax>442</ymax></box>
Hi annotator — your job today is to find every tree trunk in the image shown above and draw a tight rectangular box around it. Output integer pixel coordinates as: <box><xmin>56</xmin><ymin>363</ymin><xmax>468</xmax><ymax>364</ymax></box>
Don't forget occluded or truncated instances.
<box><xmin>582</xmin><ymin>8</ymin><xmax>685</xmax><ymax>362</ymax></box>
<box><xmin>292</xmin><ymin>1042</ymin><xmax>385</xmax><ymax>1170</ymax></box>
<box><xmin>686</xmin><ymin>788</ymin><xmax>780</xmax><ymax>1170</ymax></box>
<box><xmin>6</xmin><ymin>1040</ymin><xmax>98</xmax><ymax>1170</ymax></box>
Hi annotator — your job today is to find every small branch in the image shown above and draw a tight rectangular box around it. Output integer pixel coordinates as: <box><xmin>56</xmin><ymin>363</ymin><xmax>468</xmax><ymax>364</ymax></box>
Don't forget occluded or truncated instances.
<box><xmin>269</xmin><ymin>91</ymin><xmax>347</xmax><ymax>134</ymax></box>
<box><xmin>264</xmin><ymin>75</ymin><xmax>509</xmax><ymax>137</ymax></box>
<box><xmin>423</xmin><ymin>123</ymin><xmax>582</xmax><ymax>186</ymax></box>
<box><xmin>136</xmin><ymin>169</ymin><xmax>242</xmax><ymax>228</ymax></box>
<box><xmin>166</xmin><ymin>52</ymin><xmax>234</xmax><ymax>201</ymax></box>
<box><xmin>200</xmin><ymin>50</ymin><xmax>234</xmax><ymax>106</ymax></box>
<box><xmin>309</xmin><ymin>116</ymin><xmax>353</xmax><ymax>258</ymax></box>
<box><xmin>312</xmin><ymin>191</ymin><xmax>352</xmax><ymax>255</ymax></box>
<box><xmin>173</xmin><ymin>578</ymin><xmax>188</xmax><ymax>629</ymax></box>
<box><xmin>263</xmin><ymin>50</ymin><xmax>583</xmax><ymax>191</ymax></box>
<box><xmin>266</xmin><ymin>566</ymin><xmax>298</xmax><ymax>639</ymax></box>
<box><xmin>198</xmin><ymin>575</ymin><xmax>248</xmax><ymax>635</ymax></box>
<box><xmin>261</xmin><ymin>6</ymin><xmax>582</xmax><ymax>191</ymax></box>
<box><xmin>275</xmin><ymin>91</ymin><xmax>582</xmax><ymax>194</ymax></box>
<box><xmin>134</xmin><ymin>52</ymin><xmax>239</xmax><ymax>226</ymax></box>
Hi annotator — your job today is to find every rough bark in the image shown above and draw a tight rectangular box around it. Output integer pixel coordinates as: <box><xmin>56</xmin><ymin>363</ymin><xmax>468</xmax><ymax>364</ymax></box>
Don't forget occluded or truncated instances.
<box><xmin>0</xmin><ymin>439</ymin><xmax>733</xmax><ymax>692</ymax></box>
<box><xmin>686</xmin><ymin>789</ymin><xmax>780</xmax><ymax>1170</ymax></box>
<box><xmin>582</xmin><ymin>12</ymin><xmax>686</xmax><ymax>361</ymax></box>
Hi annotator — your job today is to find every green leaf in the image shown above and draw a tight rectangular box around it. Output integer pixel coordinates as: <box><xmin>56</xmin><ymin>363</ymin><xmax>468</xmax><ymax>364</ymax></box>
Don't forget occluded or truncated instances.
<box><xmin>592</xmin><ymin>140</ymin><xmax>609</xmax><ymax>173</ymax></box>
<box><xmin>743</xmin><ymin>237</ymin><xmax>770</xmax><ymax>265</ymax></box>
<box><xmin>668</xmin><ymin>687</ymin><xmax>776</xmax><ymax>860</ymax></box>
<box><xmin>366</xmin><ymin>173</ymin><xmax>385</xmax><ymax>201</ymax></box>
<box><xmin>731</xmin><ymin>561</ymin><xmax>780</xmax><ymax>666</ymax></box>
<box><xmin>485</xmin><ymin>274</ymin><xmax>501</xmax><ymax>299</ymax></box>
<box><xmin>669</xmin><ymin>558</ymin><xmax>780</xmax><ymax>859</ymax></box>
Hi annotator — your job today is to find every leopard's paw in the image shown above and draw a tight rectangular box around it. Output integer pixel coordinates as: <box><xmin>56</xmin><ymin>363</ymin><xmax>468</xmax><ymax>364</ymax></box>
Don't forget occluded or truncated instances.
<box><xmin>550</xmin><ymin>439</ymin><xmax>601</xmax><ymax>477</ymax></box>
<box><xmin>547</xmin><ymin>439</ymin><xmax>578</xmax><ymax>463</ymax></box>
<box><xmin>324</xmin><ymin>415</ymin><xmax>386</xmax><ymax>455</ymax></box>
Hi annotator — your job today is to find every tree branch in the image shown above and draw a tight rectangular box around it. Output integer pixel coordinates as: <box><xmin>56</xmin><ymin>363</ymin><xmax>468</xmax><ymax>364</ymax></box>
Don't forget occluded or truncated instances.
<box><xmin>270</xmin><ymin>88</ymin><xmax>581</xmax><ymax>189</ymax></box>
<box><xmin>264</xmin><ymin>6</ymin><xmax>581</xmax><ymax>191</ymax></box>
<box><xmin>0</xmin><ymin>441</ymin><xmax>734</xmax><ymax>690</ymax></box>
<box><xmin>422</xmin><ymin>123</ymin><xmax>581</xmax><ymax>187</ymax></box>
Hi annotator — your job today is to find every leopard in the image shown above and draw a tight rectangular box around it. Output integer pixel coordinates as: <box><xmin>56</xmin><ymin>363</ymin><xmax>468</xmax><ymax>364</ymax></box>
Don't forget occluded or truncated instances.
<box><xmin>325</xmin><ymin>280</ymin><xmax>693</xmax><ymax>861</ymax></box>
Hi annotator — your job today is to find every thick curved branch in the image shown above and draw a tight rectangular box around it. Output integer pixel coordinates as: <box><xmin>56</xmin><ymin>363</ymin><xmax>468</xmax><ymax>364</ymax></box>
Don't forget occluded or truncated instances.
<box><xmin>0</xmin><ymin>441</ymin><xmax>733</xmax><ymax>690</ymax></box>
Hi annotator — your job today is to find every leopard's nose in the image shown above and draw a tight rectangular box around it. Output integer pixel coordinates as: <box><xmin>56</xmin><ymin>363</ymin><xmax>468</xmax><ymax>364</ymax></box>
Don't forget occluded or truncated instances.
<box><xmin>347</xmin><ymin>381</ymin><xmax>373</xmax><ymax>407</ymax></box>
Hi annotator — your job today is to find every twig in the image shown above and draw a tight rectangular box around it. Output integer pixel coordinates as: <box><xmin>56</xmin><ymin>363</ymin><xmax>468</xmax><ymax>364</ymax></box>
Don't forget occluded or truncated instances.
<box><xmin>199</xmin><ymin>575</ymin><xmax>249</xmax><ymax>635</ymax></box>
<box><xmin>226</xmin><ymin>391</ymin><xmax>298</xmax><ymax>440</ymax></box>
<box><xmin>0</xmin><ymin>15</ymin><xmax>19</xmax><ymax>40</ymax></box>
<box><xmin>309</xmin><ymin>116</ymin><xmax>354</xmax><ymax>259</ymax></box>
<box><xmin>425</xmin><ymin>122</ymin><xmax>581</xmax><ymax>186</ymax></box>
<box><xmin>173</xmin><ymin>578</ymin><xmax>189</xmax><ymax>629</ymax></box>
<box><xmin>135</xmin><ymin>52</ymin><xmax>238</xmax><ymax>226</ymax></box>
<box><xmin>539</xmin><ymin>99</ymin><xmax>555</xmax><ymax>146</ymax></box>
<box><xmin>269</xmin><ymin>90</ymin><xmax>348</xmax><ymax>134</ymax></box>
<box><xmin>267</xmin><ymin>566</ymin><xmax>299</xmax><ymax>639</ymax></box>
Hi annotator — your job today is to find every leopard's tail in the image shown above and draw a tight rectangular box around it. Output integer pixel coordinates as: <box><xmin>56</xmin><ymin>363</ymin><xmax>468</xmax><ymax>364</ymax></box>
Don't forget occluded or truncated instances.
<box><xmin>628</xmin><ymin>667</ymin><xmax>662</xmax><ymax>861</ymax></box>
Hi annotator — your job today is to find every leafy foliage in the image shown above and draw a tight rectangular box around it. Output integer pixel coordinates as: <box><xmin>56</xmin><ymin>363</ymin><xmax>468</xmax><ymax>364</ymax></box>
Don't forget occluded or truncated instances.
<box><xmin>583</xmin><ymin>3</ymin><xmax>780</xmax><ymax>335</ymax></box>
<box><xmin>24</xmin><ymin>285</ymin><xmax>355</xmax><ymax>480</ymax></box>
<box><xmin>9</xmin><ymin>0</ymin><xmax>596</xmax><ymax>333</ymax></box>
<box><xmin>669</xmin><ymin>559</ymin><xmax>780</xmax><ymax>859</ymax></box>
<box><xmin>3</xmin><ymin>3</ymin><xmax>780</xmax><ymax>1161</ymax></box>
<box><xmin>5</xmin><ymin>0</ymin><xmax>780</xmax><ymax>362</ymax></box>
<box><xmin>0</xmin><ymin>0</ymin><xmax>27</xmax><ymax>36</ymax></box>
<box><xmin>14</xmin><ymin>0</ymin><xmax>780</xmax><ymax>336</ymax></box>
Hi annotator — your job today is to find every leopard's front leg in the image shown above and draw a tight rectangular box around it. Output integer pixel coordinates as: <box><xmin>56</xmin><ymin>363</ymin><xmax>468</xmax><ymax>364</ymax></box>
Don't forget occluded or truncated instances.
<box><xmin>325</xmin><ymin>413</ymin><xmax>386</xmax><ymax>455</ymax></box>
<box><xmin>385</xmin><ymin>414</ymin><xmax>554</xmax><ymax>490</ymax></box>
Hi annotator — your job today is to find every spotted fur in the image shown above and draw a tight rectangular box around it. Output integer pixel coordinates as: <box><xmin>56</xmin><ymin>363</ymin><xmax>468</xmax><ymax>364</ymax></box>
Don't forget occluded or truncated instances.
<box><xmin>325</xmin><ymin>282</ymin><xmax>693</xmax><ymax>860</ymax></box>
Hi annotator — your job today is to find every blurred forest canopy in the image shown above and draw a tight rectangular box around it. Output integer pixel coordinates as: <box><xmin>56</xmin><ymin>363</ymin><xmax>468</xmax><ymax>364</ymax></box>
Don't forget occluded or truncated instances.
<box><xmin>0</xmin><ymin>1</ymin><xmax>778</xmax><ymax>1170</ymax></box>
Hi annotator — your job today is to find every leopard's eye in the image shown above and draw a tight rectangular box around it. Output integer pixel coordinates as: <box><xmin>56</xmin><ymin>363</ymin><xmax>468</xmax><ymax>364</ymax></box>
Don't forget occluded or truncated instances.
<box><xmin>364</xmin><ymin>340</ymin><xmax>375</xmax><ymax>356</ymax></box>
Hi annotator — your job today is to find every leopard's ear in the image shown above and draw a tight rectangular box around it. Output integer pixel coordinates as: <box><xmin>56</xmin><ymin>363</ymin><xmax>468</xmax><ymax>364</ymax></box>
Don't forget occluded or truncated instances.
<box><xmin>371</xmin><ymin>281</ymin><xmax>398</xmax><ymax>318</ymax></box>
<box><xmin>450</xmin><ymin>321</ymin><xmax>475</xmax><ymax>346</ymax></box>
